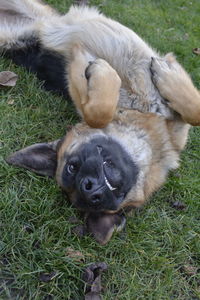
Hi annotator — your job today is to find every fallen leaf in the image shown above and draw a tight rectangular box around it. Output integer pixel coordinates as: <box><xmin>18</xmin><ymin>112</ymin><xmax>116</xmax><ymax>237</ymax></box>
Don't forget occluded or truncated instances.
<box><xmin>43</xmin><ymin>295</ymin><xmax>53</xmax><ymax>300</ymax></box>
<box><xmin>90</xmin><ymin>275</ymin><xmax>102</xmax><ymax>293</ymax></box>
<box><xmin>181</xmin><ymin>264</ymin><xmax>198</xmax><ymax>276</ymax></box>
<box><xmin>0</xmin><ymin>71</ymin><xmax>18</xmax><ymax>87</ymax></box>
<box><xmin>32</xmin><ymin>240</ymin><xmax>41</xmax><ymax>249</ymax></box>
<box><xmin>72</xmin><ymin>224</ymin><xmax>87</xmax><ymax>237</ymax></box>
<box><xmin>171</xmin><ymin>201</ymin><xmax>186</xmax><ymax>210</ymax></box>
<box><xmin>68</xmin><ymin>216</ymin><xmax>79</xmax><ymax>224</ymax></box>
<box><xmin>23</xmin><ymin>224</ymin><xmax>33</xmax><ymax>233</ymax></box>
<box><xmin>39</xmin><ymin>271</ymin><xmax>57</xmax><ymax>282</ymax></box>
<box><xmin>193</xmin><ymin>48</ymin><xmax>200</xmax><ymax>55</ymax></box>
<box><xmin>180</xmin><ymin>6</ymin><xmax>187</xmax><ymax>10</ymax></box>
<box><xmin>7</xmin><ymin>99</ymin><xmax>15</xmax><ymax>105</ymax></box>
<box><xmin>85</xmin><ymin>292</ymin><xmax>101</xmax><ymax>300</ymax></box>
<box><xmin>166</xmin><ymin>27</ymin><xmax>175</xmax><ymax>32</ymax></box>
<box><xmin>66</xmin><ymin>247</ymin><xmax>85</xmax><ymax>262</ymax></box>
<box><xmin>83</xmin><ymin>262</ymin><xmax>108</xmax><ymax>300</ymax></box>
<box><xmin>183</xmin><ymin>33</ymin><xmax>189</xmax><ymax>40</ymax></box>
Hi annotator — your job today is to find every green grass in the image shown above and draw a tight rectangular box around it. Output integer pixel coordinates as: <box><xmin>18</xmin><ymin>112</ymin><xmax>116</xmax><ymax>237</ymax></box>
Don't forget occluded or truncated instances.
<box><xmin>1</xmin><ymin>0</ymin><xmax>200</xmax><ymax>299</ymax></box>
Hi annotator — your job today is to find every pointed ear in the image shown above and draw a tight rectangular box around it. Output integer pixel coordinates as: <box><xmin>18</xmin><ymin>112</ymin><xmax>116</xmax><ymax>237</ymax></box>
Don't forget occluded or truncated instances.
<box><xmin>86</xmin><ymin>213</ymin><xmax>126</xmax><ymax>245</ymax></box>
<box><xmin>6</xmin><ymin>139</ymin><xmax>63</xmax><ymax>177</ymax></box>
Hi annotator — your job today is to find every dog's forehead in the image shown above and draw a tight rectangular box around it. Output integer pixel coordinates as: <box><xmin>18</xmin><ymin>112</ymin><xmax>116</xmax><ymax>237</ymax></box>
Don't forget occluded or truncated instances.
<box><xmin>57</xmin><ymin>125</ymin><xmax>106</xmax><ymax>160</ymax></box>
<box><xmin>58</xmin><ymin>130</ymin><xmax>76</xmax><ymax>159</ymax></box>
<box><xmin>57</xmin><ymin>121</ymin><xmax>152</xmax><ymax>165</ymax></box>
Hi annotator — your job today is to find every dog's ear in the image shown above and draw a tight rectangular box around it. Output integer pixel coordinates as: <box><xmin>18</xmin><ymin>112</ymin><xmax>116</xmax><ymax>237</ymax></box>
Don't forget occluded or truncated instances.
<box><xmin>6</xmin><ymin>139</ymin><xmax>63</xmax><ymax>177</ymax></box>
<box><xmin>86</xmin><ymin>213</ymin><xmax>126</xmax><ymax>245</ymax></box>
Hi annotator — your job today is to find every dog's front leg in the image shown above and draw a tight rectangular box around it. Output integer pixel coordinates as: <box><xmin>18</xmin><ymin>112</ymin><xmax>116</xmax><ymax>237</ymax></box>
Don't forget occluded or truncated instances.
<box><xmin>151</xmin><ymin>53</ymin><xmax>200</xmax><ymax>126</ymax></box>
<box><xmin>68</xmin><ymin>46</ymin><xmax>121</xmax><ymax>128</ymax></box>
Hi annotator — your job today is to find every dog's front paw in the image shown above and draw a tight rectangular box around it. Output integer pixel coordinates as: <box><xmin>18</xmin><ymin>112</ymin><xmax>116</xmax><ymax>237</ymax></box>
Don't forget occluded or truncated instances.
<box><xmin>82</xmin><ymin>59</ymin><xmax>121</xmax><ymax>128</ymax></box>
<box><xmin>151</xmin><ymin>54</ymin><xmax>200</xmax><ymax>125</ymax></box>
<box><xmin>150</xmin><ymin>54</ymin><xmax>177</xmax><ymax>98</ymax></box>
<box><xmin>150</xmin><ymin>53</ymin><xmax>191</xmax><ymax>103</ymax></box>
<box><xmin>85</xmin><ymin>59</ymin><xmax>121</xmax><ymax>90</ymax></box>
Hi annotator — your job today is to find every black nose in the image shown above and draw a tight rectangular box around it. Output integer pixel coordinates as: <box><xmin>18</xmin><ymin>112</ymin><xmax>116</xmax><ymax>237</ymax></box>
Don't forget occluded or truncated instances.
<box><xmin>81</xmin><ymin>178</ymin><xmax>93</xmax><ymax>192</ymax></box>
<box><xmin>81</xmin><ymin>177</ymin><xmax>103</xmax><ymax>205</ymax></box>
<box><xmin>89</xmin><ymin>192</ymin><xmax>102</xmax><ymax>205</ymax></box>
<box><xmin>81</xmin><ymin>177</ymin><xmax>100</xmax><ymax>192</ymax></box>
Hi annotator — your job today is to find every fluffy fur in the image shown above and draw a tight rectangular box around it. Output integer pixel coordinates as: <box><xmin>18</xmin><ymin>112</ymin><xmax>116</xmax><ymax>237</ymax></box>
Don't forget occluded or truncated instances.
<box><xmin>2</xmin><ymin>0</ymin><xmax>200</xmax><ymax>244</ymax></box>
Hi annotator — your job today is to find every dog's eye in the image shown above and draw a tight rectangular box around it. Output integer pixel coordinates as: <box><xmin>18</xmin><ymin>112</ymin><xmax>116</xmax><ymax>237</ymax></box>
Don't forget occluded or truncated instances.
<box><xmin>103</xmin><ymin>159</ymin><xmax>114</xmax><ymax>167</ymax></box>
<box><xmin>66</xmin><ymin>156</ymin><xmax>80</xmax><ymax>174</ymax></box>
<box><xmin>67</xmin><ymin>164</ymin><xmax>77</xmax><ymax>174</ymax></box>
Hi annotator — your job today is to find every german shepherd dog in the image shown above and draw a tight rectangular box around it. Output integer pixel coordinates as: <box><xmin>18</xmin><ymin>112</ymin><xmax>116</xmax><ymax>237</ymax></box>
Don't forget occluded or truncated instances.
<box><xmin>1</xmin><ymin>0</ymin><xmax>200</xmax><ymax>244</ymax></box>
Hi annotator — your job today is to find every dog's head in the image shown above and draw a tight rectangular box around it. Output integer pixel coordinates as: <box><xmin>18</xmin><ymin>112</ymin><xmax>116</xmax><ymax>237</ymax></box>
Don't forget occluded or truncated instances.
<box><xmin>6</xmin><ymin>117</ymin><xmax>152</xmax><ymax>213</ymax></box>
<box><xmin>56</xmin><ymin>134</ymin><xmax>138</xmax><ymax>213</ymax></box>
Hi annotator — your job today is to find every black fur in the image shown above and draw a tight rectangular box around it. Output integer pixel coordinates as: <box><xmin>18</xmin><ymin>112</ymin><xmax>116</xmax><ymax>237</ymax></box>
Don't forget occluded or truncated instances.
<box><xmin>62</xmin><ymin>136</ymin><xmax>139</xmax><ymax>212</ymax></box>
<box><xmin>6</xmin><ymin>143</ymin><xmax>57</xmax><ymax>177</ymax></box>
<box><xmin>4</xmin><ymin>37</ymin><xmax>69</xmax><ymax>97</ymax></box>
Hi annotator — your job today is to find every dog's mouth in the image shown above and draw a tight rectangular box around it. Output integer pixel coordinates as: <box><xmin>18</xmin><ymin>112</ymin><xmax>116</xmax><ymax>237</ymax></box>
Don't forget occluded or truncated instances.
<box><xmin>103</xmin><ymin>162</ymin><xmax>117</xmax><ymax>191</ymax></box>
<box><xmin>104</xmin><ymin>174</ymin><xmax>116</xmax><ymax>191</ymax></box>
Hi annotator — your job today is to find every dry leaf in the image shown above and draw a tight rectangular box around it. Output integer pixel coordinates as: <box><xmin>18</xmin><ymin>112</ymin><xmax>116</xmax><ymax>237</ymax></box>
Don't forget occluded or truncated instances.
<box><xmin>183</xmin><ymin>33</ymin><xmax>189</xmax><ymax>40</ymax></box>
<box><xmin>171</xmin><ymin>201</ymin><xmax>186</xmax><ymax>210</ymax></box>
<box><xmin>193</xmin><ymin>48</ymin><xmax>200</xmax><ymax>55</ymax></box>
<box><xmin>7</xmin><ymin>99</ymin><xmax>15</xmax><ymax>105</ymax></box>
<box><xmin>66</xmin><ymin>247</ymin><xmax>85</xmax><ymax>262</ymax></box>
<box><xmin>23</xmin><ymin>224</ymin><xmax>33</xmax><ymax>233</ymax></box>
<box><xmin>68</xmin><ymin>216</ymin><xmax>79</xmax><ymax>224</ymax></box>
<box><xmin>39</xmin><ymin>271</ymin><xmax>57</xmax><ymax>282</ymax></box>
<box><xmin>72</xmin><ymin>224</ymin><xmax>87</xmax><ymax>237</ymax></box>
<box><xmin>0</xmin><ymin>71</ymin><xmax>18</xmax><ymax>87</ymax></box>
<box><xmin>83</xmin><ymin>262</ymin><xmax>108</xmax><ymax>300</ymax></box>
<box><xmin>181</xmin><ymin>264</ymin><xmax>198</xmax><ymax>276</ymax></box>
<box><xmin>85</xmin><ymin>292</ymin><xmax>101</xmax><ymax>300</ymax></box>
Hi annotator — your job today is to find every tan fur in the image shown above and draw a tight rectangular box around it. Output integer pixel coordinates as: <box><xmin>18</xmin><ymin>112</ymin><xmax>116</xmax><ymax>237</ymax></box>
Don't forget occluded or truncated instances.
<box><xmin>68</xmin><ymin>46</ymin><xmax>121</xmax><ymax>127</ymax></box>
<box><xmin>2</xmin><ymin>0</ymin><xmax>200</xmax><ymax>243</ymax></box>
<box><xmin>151</xmin><ymin>54</ymin><xmax>200</xmax><ymax>126</ymax></box>
<box><xmin>55</xmin><ymin>108</ymin><xmax>180</xmax><ymax>211</ymax></box>
<box><xmin>1</xmin><ymin>0</ymin><xmax>200</xmax><ymax>126</ymax></box>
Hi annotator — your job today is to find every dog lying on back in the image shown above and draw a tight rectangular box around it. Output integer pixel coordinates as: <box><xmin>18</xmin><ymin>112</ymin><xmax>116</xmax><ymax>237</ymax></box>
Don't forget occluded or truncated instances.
<box><xmin>1</xmin><ymin>0</ymin><xmax>200</xmax><ymax>244</ymax></box>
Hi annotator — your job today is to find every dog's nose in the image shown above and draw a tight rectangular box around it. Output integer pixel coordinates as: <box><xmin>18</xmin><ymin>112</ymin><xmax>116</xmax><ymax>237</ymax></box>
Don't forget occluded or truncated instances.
<box><xmin>89</xmin><ymin>192</ymin><xmax>102</xmax><ymax>205</ymax></box>
<box><xmin>81</xmin><ymin>177</ymin><xmax>99</xmax><ymax>192</ymax></box>
<box><xmin>81</xmin><ymin>177</ymin><xmax>103</xmax><ymax>205</ymax></box>
<box><xmin>81</xmin><ymin>177</ymin><xmax>94</xmax><ymax>192</ymax></box>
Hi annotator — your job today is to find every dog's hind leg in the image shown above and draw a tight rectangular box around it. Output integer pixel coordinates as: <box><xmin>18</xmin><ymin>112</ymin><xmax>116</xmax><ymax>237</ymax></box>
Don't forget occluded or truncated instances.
<box><xmin>0</xmin><ymin>13</ymin><xmax>36</xmax><ymax>51</ymax></box>
<box><xmin>151</xmin><ymin>54</ymin><xmax>200</xmax><ymax>126</ymax></box>
<box><xmin>0</xmin><ymin>3</ymin><xmax>69</xmax><ymax>96</ymax></box>
<box><xmin>68</xmin><ymin>46</ymin><xmax>121</xmax><ymax>128</ymax></box>
<box><xmin>0</xmin><ymin>0</ymin><xmax>59</xmax><ymax>50</ymax></box>
<box><xmin>0</xmin><ymin>0</ymin><xmax>58</xmax><ymax>19</ymax></box>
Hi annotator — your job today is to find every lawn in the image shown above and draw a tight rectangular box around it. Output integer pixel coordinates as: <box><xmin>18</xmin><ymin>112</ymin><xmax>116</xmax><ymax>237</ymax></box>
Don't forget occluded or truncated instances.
<box><xmin>0</xmin><ymin>0</ymin><xmax>200</xmax><ymax>299</ymax></box>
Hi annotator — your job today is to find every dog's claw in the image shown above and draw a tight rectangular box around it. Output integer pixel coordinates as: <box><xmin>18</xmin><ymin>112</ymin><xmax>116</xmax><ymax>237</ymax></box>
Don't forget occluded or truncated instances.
<box><xmin>85</xmin><ymin>61</ymin><xmax>93</xmax><ymax>80</ymax></box>
<box><xmin>150</xmin><ymin>57</ymin><xmax>157</xmax><ymax>83</ymax></box>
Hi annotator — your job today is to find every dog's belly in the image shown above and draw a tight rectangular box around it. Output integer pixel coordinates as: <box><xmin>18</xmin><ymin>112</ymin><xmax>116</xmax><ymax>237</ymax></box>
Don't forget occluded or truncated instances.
<box><xmin>118</xmin><ymin>88</ymin><xmax>175</xmax><ymax>119</ymax></box>
<box><xmin>3</xmin><ymin>34</ymin><xmax>174</xmax><ymax>119</ymax></box>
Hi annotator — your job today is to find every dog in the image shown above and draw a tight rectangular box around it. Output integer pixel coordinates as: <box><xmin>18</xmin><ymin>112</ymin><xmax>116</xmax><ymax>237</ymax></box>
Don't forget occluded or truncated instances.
<box><xmin>1</xmin><ymin>0</ymin><xmax>200</xmax><ymax>244</ymax></box>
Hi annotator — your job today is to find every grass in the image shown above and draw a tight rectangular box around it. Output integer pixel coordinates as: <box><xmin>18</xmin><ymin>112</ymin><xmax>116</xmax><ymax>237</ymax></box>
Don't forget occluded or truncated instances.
<box><xmin>0</xmin><ymin>0</ymin><xmax>200</xmax><ymax>299</ymax></box>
